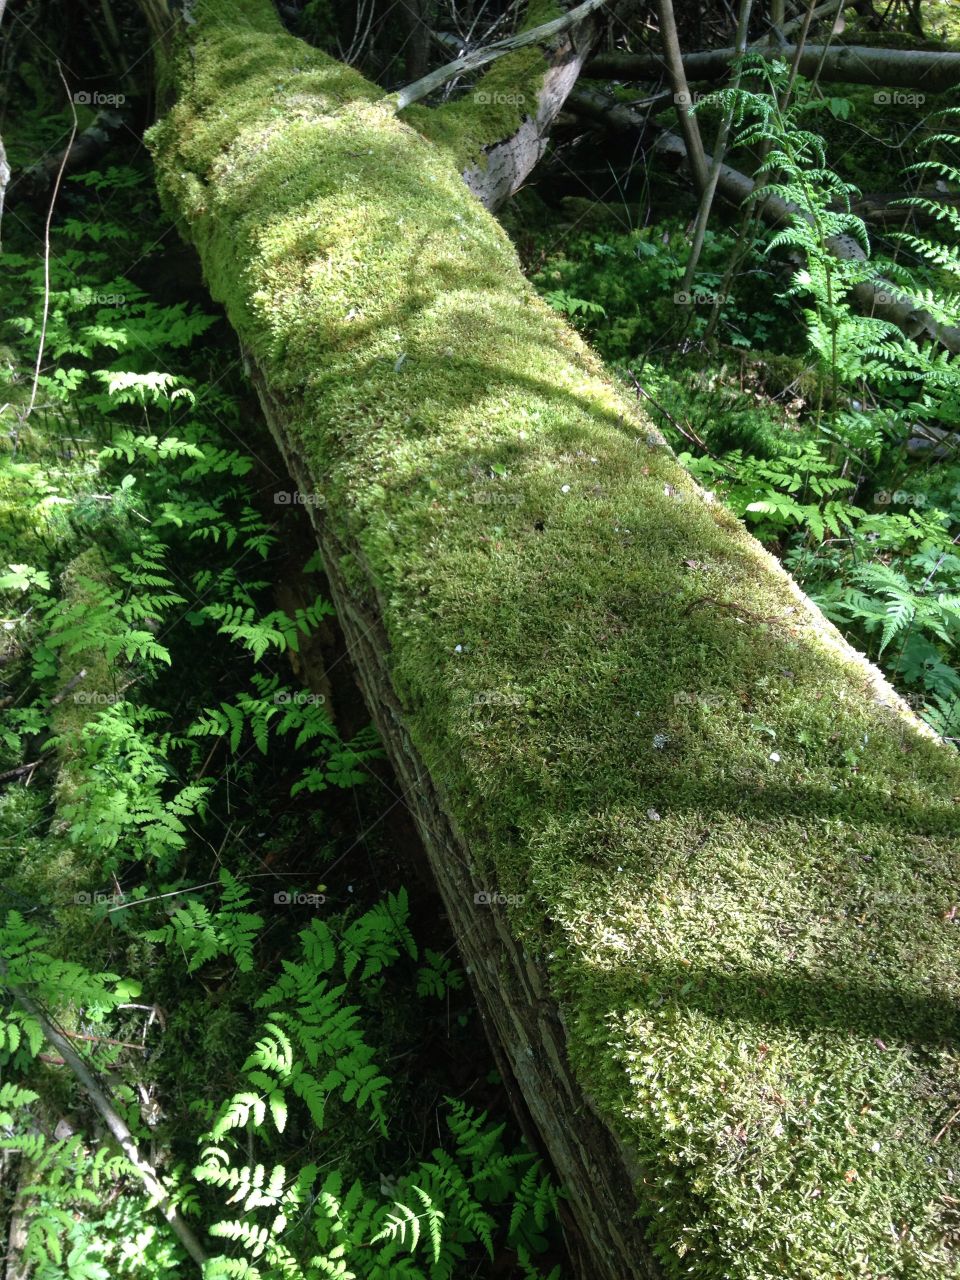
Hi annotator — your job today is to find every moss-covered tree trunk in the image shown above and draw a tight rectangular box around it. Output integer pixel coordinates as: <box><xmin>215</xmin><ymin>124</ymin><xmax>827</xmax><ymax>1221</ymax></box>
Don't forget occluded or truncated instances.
<box><xmin>148</xmin><ymin>4</ymin><xmax>960</xmax><ymax>1278</ymax></box>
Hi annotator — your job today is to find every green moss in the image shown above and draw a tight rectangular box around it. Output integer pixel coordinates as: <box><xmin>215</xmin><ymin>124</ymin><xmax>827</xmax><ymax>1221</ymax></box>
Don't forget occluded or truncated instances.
<box><xmin>149</xmin><ymin>5</ymin><xmax>960</xmax><ymax>1276</ymax></box>
<box><xmin>402</xmin><ymin>2</ymin><xmax>562</xmax><ymax>171</ymax></box>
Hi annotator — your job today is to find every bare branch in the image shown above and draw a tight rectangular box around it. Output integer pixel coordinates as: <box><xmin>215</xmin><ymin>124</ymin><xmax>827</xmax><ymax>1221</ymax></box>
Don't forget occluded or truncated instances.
<box><xmin>0</xmin><ymin>959</ymin><xmax>209</xmax><ymax>1269</ymax></box>
<box><xmin>587</xmin><ymin>42</ymin><xmax>960</xmax><ymax>91</ymax></box>
<box><xmin>654</xmin><ymin>0</ymin><xmax>708</xmax><ymax>194</ymax></box>
<box><xmin>392</xmin><ymin>0</ymin><xmax>609</xmax><ymax>110</ymax></box>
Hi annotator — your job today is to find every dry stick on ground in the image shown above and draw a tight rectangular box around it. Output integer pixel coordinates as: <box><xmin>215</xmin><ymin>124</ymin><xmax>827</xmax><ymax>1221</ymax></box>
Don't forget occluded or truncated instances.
<box><xmin>0</xmin><ymin>959</ymin><xmax>208</xmax><ymax>1268</ymax></box>
<box><xmin>655</xmin><ymin>0</ymin><xmax>708</xmax><ymax>195</ymax></box>
<box><xmin>679</xmin><ymin>0</ymin><xmax>755</xmax><ymax>293</ymax></box>
<box><xmin>392</xmin><ymin>0</ymin><xmax>609</xmax><ymax>110</ymax></box>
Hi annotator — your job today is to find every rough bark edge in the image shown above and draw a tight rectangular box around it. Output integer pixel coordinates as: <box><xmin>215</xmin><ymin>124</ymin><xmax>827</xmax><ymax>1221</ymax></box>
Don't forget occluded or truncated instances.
<box><xmin>401</xmin><ymin>0</ymin><xmax>603</xmax><ymax>210</ymax></box>
<box><xmin>250</xmin><ymin>363</ymin><xmax>662</xmax><ymax>1280</ymax></box>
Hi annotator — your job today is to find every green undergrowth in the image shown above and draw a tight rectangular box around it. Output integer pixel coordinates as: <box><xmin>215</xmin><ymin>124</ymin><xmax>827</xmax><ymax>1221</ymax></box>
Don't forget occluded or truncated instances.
<box><xmin>148</xmin><ymin>3</ymin><xmax>960</xmax><ymax>1278</ymax></box>
<box><xmin>0</xmin><ymin>132</ymin><xmax>565</xmax><ymax>1279</ymax></box>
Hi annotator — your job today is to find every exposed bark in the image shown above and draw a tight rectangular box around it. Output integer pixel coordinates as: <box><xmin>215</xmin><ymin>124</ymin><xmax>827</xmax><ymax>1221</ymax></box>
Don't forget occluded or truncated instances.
<box><xmin>393</xmin><ymin>0</ymin><xmax>609</xmax><ymax>109</ymax></box>
<box><xmin>569</xmin><ymin>85</ymin><xmax>960</xmax><ymax>354</ymax></box>
<box><xmin>249</xmin><ymin>363</ymin><xmax>660</xmax><ymax>1280</ymax></box>
<box><xmin>587</xmin><ymin>42</ymin><xmax>960</xmax><ymax>91</ymax></box>
<box><xmin>2</xmin><ymin>1154</ymin><xmax>30</xmax><ymax>1280</ymax></box>
<box><xmin>395</xmin><ymin>0</ymin><xmax>607</xmax><ymax>210</ymax></box>
<box><xmin>461</xmin><ymin>20</ymin><xmax>603</xmax><ymax>210</ymax></box>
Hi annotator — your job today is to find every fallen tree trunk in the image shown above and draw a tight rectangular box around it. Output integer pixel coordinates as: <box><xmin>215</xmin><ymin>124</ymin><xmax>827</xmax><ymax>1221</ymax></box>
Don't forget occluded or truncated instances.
<box><xmin>570</xmin><ymin>84</ymin><xmax>960</xmax><ymax>354</ymax></box>
<box><xmin>587</xmin><ymin>42</ymin><xmax>960</xmax><ymax>91</ymax></box>
<box><xmin>148</xmin><ymin>3</ymin><xmax>960</xmax><ymax>1278</ymax></box>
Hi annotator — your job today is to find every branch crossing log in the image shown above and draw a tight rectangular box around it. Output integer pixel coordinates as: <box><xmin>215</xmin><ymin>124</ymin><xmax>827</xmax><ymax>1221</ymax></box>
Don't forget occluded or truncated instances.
<box><xmin>397</xmin><ymin>0</ymin><xmax>606</xmax><ymax>209</ymax></box>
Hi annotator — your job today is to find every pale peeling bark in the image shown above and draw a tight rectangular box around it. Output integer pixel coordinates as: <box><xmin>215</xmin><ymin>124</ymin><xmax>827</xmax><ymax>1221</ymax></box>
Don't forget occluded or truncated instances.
<box><xmin>147</xmin><ymin>4</ymin><xmax>960</xmax><ymax>1278</ymax></box>
<box><xmin>396</xmin><ymin>0</ymin><xmax>606</xmax><ymax>210</ymax></box>
<box><xmin>461</xmin><ymin>21</ymin><xmax>600</xmax><ymax>209</ymax></box>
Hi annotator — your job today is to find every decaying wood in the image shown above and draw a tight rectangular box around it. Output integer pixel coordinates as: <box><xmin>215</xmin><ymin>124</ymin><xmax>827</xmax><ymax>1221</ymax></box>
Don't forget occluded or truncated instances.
<box><xmin>247</xmin><ymin>363</ymin><xmax>662</xmax><ymax>1280</ymax></box>
<box><xmin>393</xmin><ymin>0</ymin><xmax>610</xmax><ymax>110</ymax></box>
<box><xmin>587</xmin><ymin>42</ymin><xmax>960</xmax><ymax>91</ymax></box>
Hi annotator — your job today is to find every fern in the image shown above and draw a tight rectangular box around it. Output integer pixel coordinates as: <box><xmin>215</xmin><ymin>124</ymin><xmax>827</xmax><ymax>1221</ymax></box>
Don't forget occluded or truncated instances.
<box><xmin>144</xmin><ymin>869</ymin><xmax>263</xmax><ymax>973</ymax></box>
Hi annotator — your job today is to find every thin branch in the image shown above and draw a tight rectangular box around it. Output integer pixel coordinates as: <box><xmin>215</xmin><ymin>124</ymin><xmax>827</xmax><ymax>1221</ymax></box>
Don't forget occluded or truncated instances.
<box><xmin>680</xmin><ymin>0</ymin><xmax>754</xmax><ymax>291</ymax></box>
<box><xmin>0</xmin><ymin>957</ymin><xmax>209</xmax><ymax>1269</ymax></box>
<box><xmin>655</xmin><ymin>0</ymin><xmax>708</xmax><ymax>194</ymax></box>
<box><xmin>392</xmin><ymin>0</ymin><xmax>608</xmax><ymax>110</ymax></box>
<box><xmin>25</xmin><ymin>62</ymin><xmax>77</xmax><ymax>422</ymax></box>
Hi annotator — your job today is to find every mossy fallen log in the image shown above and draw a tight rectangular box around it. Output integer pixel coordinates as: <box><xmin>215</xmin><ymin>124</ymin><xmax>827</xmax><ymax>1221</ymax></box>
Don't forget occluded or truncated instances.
<box><xmin>148</xmin><ymin>4</ymin><xmax>960</xmax><ymax>1277</ymax></box>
